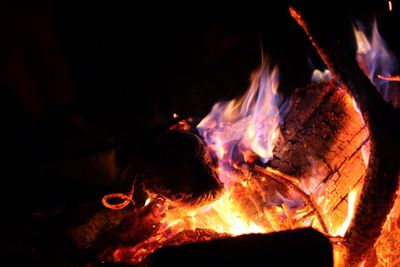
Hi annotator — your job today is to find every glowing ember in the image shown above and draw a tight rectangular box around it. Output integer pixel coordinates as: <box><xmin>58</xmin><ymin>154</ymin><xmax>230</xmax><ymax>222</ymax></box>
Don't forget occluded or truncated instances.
<box><xmin>161</xmin><ymin>190</ymin><xmax>265</xmax><ymax>235</ymax></box>
<box><xmin>198</xmin><ymin>62</ymin><xmax>282</xmax><ymax>166</ymax></box>
<box><xmin>378</xmin><ymin>74</ymin><xmax>400</xmax><ymax>82</ymax></box>
<box><xmin>102</xmin><ymin>183</ymin><xmax>135</xmax><ymax>210</ymax></box>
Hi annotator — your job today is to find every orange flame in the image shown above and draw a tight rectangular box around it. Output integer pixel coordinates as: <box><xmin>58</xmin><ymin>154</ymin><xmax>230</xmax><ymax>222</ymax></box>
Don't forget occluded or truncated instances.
<box><xmin>161</xmin><ymin>190</ymin><xmax>265</xmax><ymax>235</ymax></box>
<box><xmin>162</xmin><ymin>62</ymin><xmax>285</xmax><ymax>235</ymax></box>
<box><xmin>335</xmin><ymin>190</ymin><xmax>358</xmax><ymax>237</ymax></box>
<box><xmin>103</xmin><ymin>60</ymin><xmax>367</xmax><ymax>265</ymax></box>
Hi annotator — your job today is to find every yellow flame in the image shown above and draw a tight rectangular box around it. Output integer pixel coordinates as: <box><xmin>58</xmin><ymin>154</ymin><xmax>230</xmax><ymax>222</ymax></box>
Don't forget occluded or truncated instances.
<box><xmin>103</xmin><ymin>60</ymin><xmax>368</xmax><ymax>266</ymax></box>
<box><xmin>162</xmin><ymin>190</ymin><xmax>265</xmax><ymax>235</ymax></box>
<box><xmin>335</xmin><ymin>190</ymin><xmax>358</xmax><ymax>237</ymax></box>
<box><xmin>144</xmin><ymin>197</ymin><xmax>152</xmax><ymax>207</ymax></box>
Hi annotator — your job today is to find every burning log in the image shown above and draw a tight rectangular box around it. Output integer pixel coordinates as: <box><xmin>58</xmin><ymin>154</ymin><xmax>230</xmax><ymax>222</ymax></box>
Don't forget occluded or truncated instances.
<box><xmin>143</xmin><ymin>228</ymin><xmax>333</xmax><ymax>267</ymax></box>
<box><xmin>145</xmin><ymin>130</ymin><xmax>222</xmax><ymax>205</ymax></box>
<box><xmin>146</xmin><ymin>130</ymin><xmax>222</xmax><ymax>205</ymax></box>
<box><xmin>117</xmin><ymin>130</ymin><xmax>223</xmax><ymax>206</ymax></box>
<box><xmin>270</xmin><ymin>81</ymin><xmax>369</xmax><ymax>226</ymax></box>
<box><xmin>289</xmin><ymin>4</ymin><xmax>400</xmax><ymax>265</ymax></box>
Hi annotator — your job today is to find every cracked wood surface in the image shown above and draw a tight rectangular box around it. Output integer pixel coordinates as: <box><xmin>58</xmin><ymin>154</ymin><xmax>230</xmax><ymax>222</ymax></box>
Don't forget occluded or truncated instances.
<box><xmin>289</xmin><ymin>4</ymin><xmax>400</xmax><ymax>264</ymax></box>
<box><xmin>271</xmin><ymin>82</ymin><xmax>368</xmax><ymax>217</ymax></box>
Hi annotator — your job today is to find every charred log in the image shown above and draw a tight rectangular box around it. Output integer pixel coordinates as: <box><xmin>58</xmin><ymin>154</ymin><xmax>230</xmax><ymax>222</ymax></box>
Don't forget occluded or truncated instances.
<box><xmin>271</xmin><ymin>82</ymin><xmax>368</xmax><ymax>217</ymax></box>
<box><xmin>120</xmin><ymin>130</ymin><xmax>223</xmax><ymax>206</ymax></box>
<box><xmin>289</xmin><ymin>4</ymin><xmax>400</xmax><ymax>265</ymax></box>
<box><xmin>143</xmin><ymin>228</ymin><xmax>333</xmax><ymax>267</ymax></box>
<box><xmin>271</xmin><ymin>82</ymin><xmax>366</xmax><ymax>180</ymax></box>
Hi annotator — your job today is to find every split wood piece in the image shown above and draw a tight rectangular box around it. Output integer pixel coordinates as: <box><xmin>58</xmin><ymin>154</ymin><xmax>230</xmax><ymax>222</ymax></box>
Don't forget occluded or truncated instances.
<box><xmin>270</xmin><ymin>82</ymin><xmax>368</xmax><ymax>216</ymax></box>
<box><xmin>271</xmin><ymin>82</ymin><xmax>339</xmax><ymax>178</ymax></box>
<box><xmin>271</xmin><ymin>82</ymin><xmax>368</xmax><ymax>179</ymax></box>
<box><xmin>289</xmin><ymin>5</ymin><xmax>400</xmax><ymax>265</ymax></box>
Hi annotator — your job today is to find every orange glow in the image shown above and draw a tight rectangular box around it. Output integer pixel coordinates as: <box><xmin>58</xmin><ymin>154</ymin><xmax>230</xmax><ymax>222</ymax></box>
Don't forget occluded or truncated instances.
<box><xmin>335</xmin><ymin>190</ymin><xmax>358</xmax><ymax>237</ymax></box>
<box><xmin>372</xmin><ymin>187</ymin><xmax>400</xmax><ymax>266</ymax></box>
<box><xmin>169</xmin><ymin>117</ymin><xmax>193</xmax><ymax>131</ymax></box>
<box><xmin>378</xmin><ymin>74</ymin><xmax>400</xmax><ymax>81</ymax></box>
<box><xmin>103</xmin><ymin>56</ymin><xmax>380</xmax><ymax>265</ymax></box>
<box><xmin>101</xmin><ymin>60</ymin><xmax>379</xmax><ymax>265</ymax></box>
<box><xmin>389</xmin><ymin>0</ymin><xmax>393</xmax><ymax>12</ymax></box>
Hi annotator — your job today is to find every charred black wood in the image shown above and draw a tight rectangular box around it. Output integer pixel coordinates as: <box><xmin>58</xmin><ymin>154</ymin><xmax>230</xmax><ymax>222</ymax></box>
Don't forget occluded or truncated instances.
<box><xmin>289</xmin><ymin>3</ymin><xmax>400</xmax><ymax>265</ymax></box>
<box><xmin>143</xmin><ymin>228</ymin><xmax>333</xmax><ymax>267</ymax></box>
<box><xmin>271</xmin><ymin>82</ymin><xmax>345</xmax><ymax>178</ymax></box>
<box><xmin>120</xmin><ymin>130</ymin><xmax>223</xmax><ymax>206</ymax></box>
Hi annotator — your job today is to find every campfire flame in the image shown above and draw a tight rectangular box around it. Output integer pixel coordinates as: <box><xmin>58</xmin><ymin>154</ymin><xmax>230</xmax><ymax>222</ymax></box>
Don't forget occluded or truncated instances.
<box><xmin>102</xmin><ymin>60</ymin><xmax>366</xmax><ymax>265</ymax></box>
<box><xmin>354</xmin><ymin>20</ymin><xmax>399</xmax><ymax>105</ymax></box>
<box><xmin>197</xmin><ymin>62</ymin><xmax>282</xmax><ymax>185</ymax></box>
<box><xmin>162</xmin><ymin>63</ymin><xmax>286</xmax><ymax>236</ymax></box>
<box><xmin>334</xmin><ymin>189</ymin><xmax>357</xmax><ymax>237</ymax></box>
<box><xmin>102</xmin><ymin>21</ymin><xmax>400</xmax><ymax>266</ymax></box>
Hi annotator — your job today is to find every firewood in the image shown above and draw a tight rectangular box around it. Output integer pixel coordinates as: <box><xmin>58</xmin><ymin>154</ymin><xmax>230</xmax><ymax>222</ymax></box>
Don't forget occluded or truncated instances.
<box><xmin>289</xmin><ymin>4</ymin><xmax>400</xmax><ymax>265</ymax></box>
<box><xmin>142</xmin><ymin>228</ymin><xmax>333</xmax><ymax>267</ymax></box>
<box><xmin>120</xmin><ymin>130</ymin><xmax>223</xmax><ymax>206</ymax></box>
<box><xmin>270</xmin><ymin>81</ymin><xmax>369</xmax><ymax>218</ymax></box>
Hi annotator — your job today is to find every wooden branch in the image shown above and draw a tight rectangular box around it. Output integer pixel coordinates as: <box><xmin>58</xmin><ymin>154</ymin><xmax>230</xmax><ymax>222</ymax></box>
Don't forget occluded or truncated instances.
<box><xmin>254</xmin><ymin>165</ymin><xmax>329</xmax><ymax>234</ymax></box>
<box><xmin>289</xmin><ymin>5</ymin><xmax>400</xmax><ymax>265</ymax></box>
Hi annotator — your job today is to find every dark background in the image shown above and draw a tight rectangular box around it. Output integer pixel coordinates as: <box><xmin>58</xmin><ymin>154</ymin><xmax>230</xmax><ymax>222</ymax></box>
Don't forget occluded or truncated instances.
<box><xmin>0</xmin><ymin>1</ymin><xmax>398</xmax><ymax>266</ymax></box>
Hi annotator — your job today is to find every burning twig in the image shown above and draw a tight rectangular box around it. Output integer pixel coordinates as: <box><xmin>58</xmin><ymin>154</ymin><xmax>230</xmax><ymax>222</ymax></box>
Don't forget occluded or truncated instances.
<box><xmin>102</xmin><ymin>181</ymin><xmax>135</xmax><ymax>210</ymax></box>
<box><xmin>378</xmin><ymin>74</ymin><xmax>400</xmax><ymax>82</ymax></box>
<box><xmin>252</xmin><ymin>165</ymin><xmax>329</xmax><ymax>234</ymax></box>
